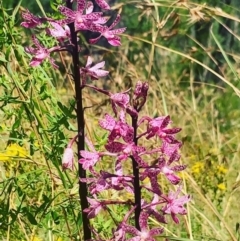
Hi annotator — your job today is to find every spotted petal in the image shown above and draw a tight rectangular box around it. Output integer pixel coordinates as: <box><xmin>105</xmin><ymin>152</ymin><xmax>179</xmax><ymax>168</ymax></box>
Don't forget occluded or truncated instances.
<box><xmin>95</xmin><ymin>0</ymin><xmax>110</xmax><ymax>9</ymax></box>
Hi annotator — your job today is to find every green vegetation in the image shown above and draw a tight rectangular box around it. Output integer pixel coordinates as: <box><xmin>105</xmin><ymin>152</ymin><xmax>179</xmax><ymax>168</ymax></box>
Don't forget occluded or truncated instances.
<box><xmin>0</xmin><ymin>0</ymin><xmax>240</xmax><ymax>240</ymax></box>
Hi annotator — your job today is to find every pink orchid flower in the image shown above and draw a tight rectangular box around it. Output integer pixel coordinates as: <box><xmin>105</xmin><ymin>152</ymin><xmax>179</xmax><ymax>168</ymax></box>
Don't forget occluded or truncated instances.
<box><xmin>89</xmin><ymin>14</ymin><xmax>126</xmax><ymax>46</ymax></box>
<box><xmin>99</xmin><ymin>110</ymin><xmax>133</xmax><ymax>142</ymax></box>
<box><xmin>84</xmin><ymin>197</ymin><xmax>104</xmax><ymax>219</ymax></box>
<box><xmin>59</xmin><ymin>0</ymin><xmax>103</xmax><ymax>31</ymax></box>
<box><xmin>162</xmin><ymin>185</ymin><xmax>191</xmax><ymax>224</ymax></box>
<box><xmin>21</xmin><ymin>9</ymin><xmax>45</xmax><ymax>28</ymax></box>
<box><xmin>46</xmin><ymin>22</ymin><xmax>70</xmax><ymax>41</ymax></box>
<box><xmin>123</xmin><ymin>212</ymin><xmax>164</xmax><ymax>241</ymax></box>
<box><xmin>25</xmin><ymin>35</ymin><xmax>60</xmax><ymax>68</ymax></box>
<box><xmin>80</xmin><ymin>56</ymin><xmax>109</xmax><ymax>83</ymax></box>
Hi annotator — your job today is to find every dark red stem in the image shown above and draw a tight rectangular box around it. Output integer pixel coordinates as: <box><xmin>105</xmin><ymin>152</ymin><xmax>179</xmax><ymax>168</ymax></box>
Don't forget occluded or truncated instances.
<box><xmin>66</xmin><ymin>1</ymin><xmax>91</xmax><ymax>239</ymax></box>
<box><xmin>131</xmin><ymin>115</ymin><xmax>141</xmax><ymax>230</ymax></box>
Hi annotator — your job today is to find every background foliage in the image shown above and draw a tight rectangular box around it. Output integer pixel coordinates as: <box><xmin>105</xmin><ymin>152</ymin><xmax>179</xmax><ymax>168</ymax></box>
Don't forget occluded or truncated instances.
<box><xmin>0</xmin><ymin>0</ymin><xmax>240</xmax><ymax>240</ymax></box>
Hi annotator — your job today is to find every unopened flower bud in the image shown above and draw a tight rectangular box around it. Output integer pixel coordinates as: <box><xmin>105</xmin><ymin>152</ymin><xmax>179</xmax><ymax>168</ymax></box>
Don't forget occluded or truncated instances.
<box><xmin>62</xmin><ymin>147</ymin><xmax>74</xmax><ymax>171</ymax></box>
<box><xmin>133</xmin><ymin>81</ymin><xmax>149</xmax><ymax>99</ymax></box>
<box><xmin>133</xmin><ymin>81</ymin><xmax>149</xmax><ymax>111</ymax></box>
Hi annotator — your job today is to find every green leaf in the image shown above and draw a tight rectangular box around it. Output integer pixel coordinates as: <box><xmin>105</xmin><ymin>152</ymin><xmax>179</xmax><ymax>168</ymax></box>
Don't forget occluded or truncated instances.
<box><xmin>76</xmin><ymin>212</ymin><xmax>82</xmax><ymax>226</ymax></box>
<box><xmin>51</xmin><ymin>210</ymin><xmax>60</xmax><ymax>225</ymax></box>
<box><xmin>35</xmin><ymin>0</ymin><xmax>47</xmax><ymax>17</ymax></box>
<box><xmin>5</xmin><ymin>45</ymin><xmax>12</xmax><ymax>61</ymax></box>
<box><xmin>12</xmin><ymin>118</ymin><xmax>21</xmax><ymax>130</ymax></box>
<box><xmin>35</xmin><ymin>195</ymin><xmax>50</xmax><ymax>215</ymax></box>
<box><xmin>57</xmin><ymin>101</ymin><xmax>75</xmax><ymax>118</ymax></box>
<box><xmin>50</xmin><ymin>0</ymin><xmax>58</xmax><ymax>11</ymax></box>
<box><xmin>12</xmin><ymin>0</ymin><xmax>22</xmax><ymax>22</ymax></box>
<box><xmin>102</xmin><ymin>219</ymin><xmax>112</xmax><ymax>230</ymax></box>
<box><xmin>26</xmin><ymin>211</ymin><xmax>38</xmax><ymax>225</ymax></box>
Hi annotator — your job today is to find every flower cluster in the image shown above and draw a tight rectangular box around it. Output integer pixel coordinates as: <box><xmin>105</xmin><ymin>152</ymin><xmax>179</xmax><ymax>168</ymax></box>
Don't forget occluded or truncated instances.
<box><xmin>21</xmin><ymin>0</ymin><xmax>124</xmax><ymax>68</ymax></box>
<box><xmin>22</xmin><ymin>0</ymin><xmax>190</xmax><ymax>240</ymax></box>
<box><xmin>77</xmin><ymin>80</ymin><xmax>190</xmax><ymax>240</ymax></box>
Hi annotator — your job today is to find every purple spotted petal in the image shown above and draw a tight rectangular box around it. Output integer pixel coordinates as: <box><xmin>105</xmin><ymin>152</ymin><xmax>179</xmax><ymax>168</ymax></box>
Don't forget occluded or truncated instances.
<box><xmin>109</xmin><ymin>14</ymin><xmax>121</xmax><ymax>29</ymax></box>
<box><xmin>99</xmin><ymin>114</ymin><xmax>116</xmax><ymax>130</ymax></box>
<box><xmin>108</xmin><ymin>36</ymin><xmax>122</xmax><ymax>46</ymax></box>
<box><xmin>95</xmin><ymin>0</ymin><xmax>110</xmax><ymax>9</ymax></box>
<box><xmin>79</xmin><ymin>150</ymin><xmax>100</xmax><ymax>170</ymax></box>
<box><xmin>77</xmin><ymin>0</ymin><xmax>86</xmax><ymax>14</ymax></box>
<box><xmin>161</xmin><ymin>115</ymin><xmax>171</xmax><ymax>128</ymax></box>
<box><xmin>164</xmin><ymin>128</ymin><xmax>182</xmax><ymax>134</ymax></box>
<box><xmin>139</xmin><ymin>212</ymin><xmax>148</xmax><ymax>230</ymax></box>
<box><xmin>46</xmin><ymin>22</ymin><xmax>70</xmax><ymax>40</ymax></box>
<box><xmin>89</xmin><ymin>35</ymin><xmax>102</xmax><ymax>44</ymax></box>
<box><xmin>105</xmin><ymin>141</ymin><xmax>125</xmax><ymax>153</ymax></box>
<box><xmin>132</xmin><ymin>153</ymin><xmax>148</xmax><ymax>167</ymax></box>
<box><xmin>21</xmin><ymin>10</ymin><xmax>43</xmax><ymax>28</ymax></box>
<box><xmin>162</xmin><ymin>186</ymin><xmax>190</xmax><ymax>223</ymax></box>
<box><xmin>149</xmin><ymin>228</ymin><xmax>164</xmax><ymax>236</ymax></box>
<box><xmin>165</xmin><ymin>173</ymin><xmax>181</xmax><ymax>185</ymax></box>
<box><xmin>84</xmin><ymin>197</ymin><xmax>103</xmax><ymax>219</ymax></box>
<box><xmin>59</xmin><ymin>5</ymin><xmax>75</xmax><ymax>19</ymax></box>
<box><xmin>110</xmin><ymin>93</ymin><xmax>130</xmax><ymax>108</ymax></box>
<box><xmin>171</xmin><ymin>165</ymin><xmax>187</xmax><ymax>172</ymax></box>
<box><xmin>109</xmin><ymin>27</ymin><xmax>127</xmax><ymax>35</ymax></box>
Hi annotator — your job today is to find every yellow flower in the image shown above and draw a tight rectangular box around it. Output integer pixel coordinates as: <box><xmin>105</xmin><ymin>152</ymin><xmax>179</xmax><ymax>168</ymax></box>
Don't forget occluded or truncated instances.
<box><xmin>31</xmin><ymin>237</ymin><xmax>42</xmax><ymax>241</ymax></box>
<box><xmin>217</xmin><ymin>165</ymin><xmax>228</xmax><ymax>174</ymax></box>
<box><xmin>191</xmin><ymin>162</ymin><xmax>204</xmax><ymax>174</ymax></box>
<box><xmin>0</xmin><ymin>143</ymin><xmax>28</xmax><ymax>162</ymax></box>
<box><xmin>24</xmin><ymin>236</ymin><xmax>63</xmax><ymax>241</ymax></box>
<box><xmin>217</xmin><ymin>183</ymin><xmax>226</xmax><ymax>191</ymax></box>
<box><xmin>0</xmin><ymin>152</ymin><xmax>9</xmax><ymax>161</ymax></box>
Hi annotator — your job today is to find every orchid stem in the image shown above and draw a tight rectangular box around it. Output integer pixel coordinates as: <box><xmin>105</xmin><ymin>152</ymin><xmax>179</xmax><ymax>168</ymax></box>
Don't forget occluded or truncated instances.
<box><xmin>131</xmin><ymin>115</ymin><xmax>141</xmax><ymax>230</ymax></box>
<box><xmin>66</xmin><ymin>0</ymin><xmax>91</xmax><ymax>239</ymax></box>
